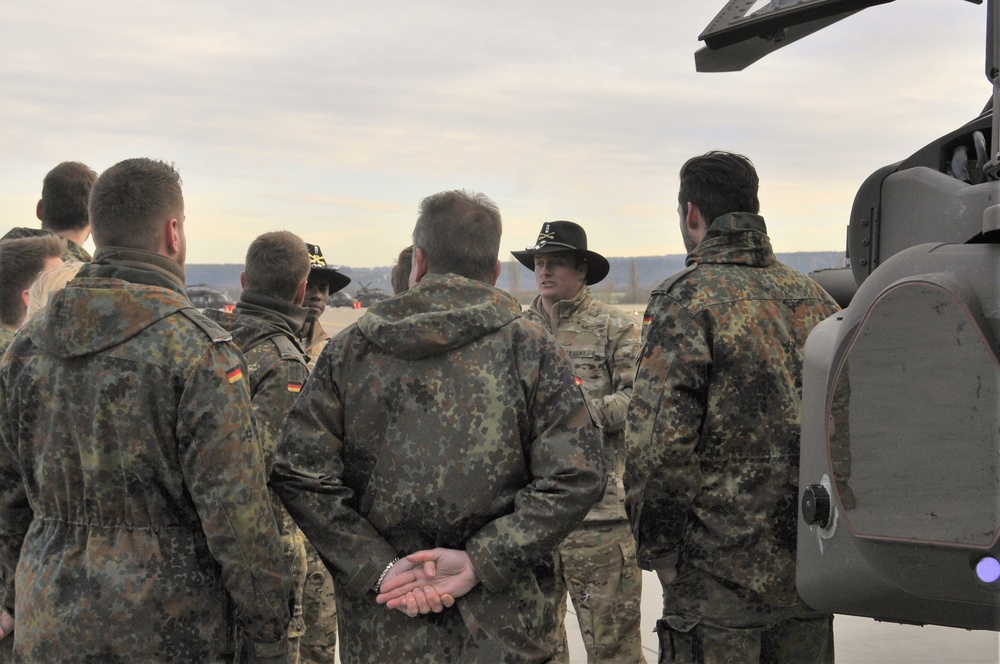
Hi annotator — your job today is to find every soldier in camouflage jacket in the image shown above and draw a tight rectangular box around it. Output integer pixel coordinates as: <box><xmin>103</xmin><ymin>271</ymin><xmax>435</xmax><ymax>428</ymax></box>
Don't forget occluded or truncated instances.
<box><xmin>1</xmin><ymin>227</ymin><xmax>91</xmax><ymax>264</ymax></box>
<box><xmin>514</xmin><ymin>220</ymin><xmax>644</xmax><ymax>663</ymax></box>
<box><xmin>625</xmin><ymin>152</ymin><xmax>840</xmax><ymax>663</ymax></box>
<box><xmin>205</xmin><ymin>231</ymin><xmax>315</xmax><ymax>663</ymax></box>
<box><xmin>0</xmin><ymin>161</ymin><xmax>98</xmax><ymax>264</ymax></box>
<box><xmin>0</xmin><ymin>159</ymin><xmax>292</xmax><ymax>663</ymax></box>
<box><xmin>271</xmin><ymin>191</ymin><xmax>606</xmax><ymax>663</ymax></box>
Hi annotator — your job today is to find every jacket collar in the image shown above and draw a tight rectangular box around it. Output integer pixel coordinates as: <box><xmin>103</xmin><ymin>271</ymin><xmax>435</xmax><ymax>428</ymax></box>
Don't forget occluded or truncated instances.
<box><xmin>686</xmin><ymin>212</ymin><xmax>775</xmax><ymax>269</ymax></box>
<box><xmin>528</xmin><ymin>284</ymin><xmax>593</xmax><ymax>331</ymax></box>
<box><xmin>235</xmin><ymin>290</ymin><xmax>309</xmax><ymax>337</ymax></box>
<box><xmin>81</xmin><ymin>246</ymin><xmax>186</xmax><ymax>294</ymax></box>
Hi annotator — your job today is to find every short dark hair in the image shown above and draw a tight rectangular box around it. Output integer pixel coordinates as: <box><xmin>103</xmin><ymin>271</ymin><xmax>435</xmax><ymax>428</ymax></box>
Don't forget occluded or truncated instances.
<box><xmin>0</xmin><ymin>235</ymin><xmax>66</xmax><ymax>326</ymax></box>
<box><xmin>412</xmin><ymin>190</ymin><xmax>501</xmax><ymax>283</ymax></box>
<box><xmin>243</xmin><ymin>231</ymin><xmax>311</xmax><ymax>302</ymax></box>
<box><xmin>678</xmin><ymin>151</ymin><xmax>760</xmax><ymax>225</ymax></box>
<box><xmin>89</xmin><ymin>158</ymin><xmax>183</xmax><ymax>252</ymax></box>
<box><xmin>40</xmin><ymin>162</ymin><xmax>98</xmax><ymax>233</ymax></box>
<box><xmin>390</xmin><ymin>245</ymin><xmax>413</xmax><ymax>295</ymax></box>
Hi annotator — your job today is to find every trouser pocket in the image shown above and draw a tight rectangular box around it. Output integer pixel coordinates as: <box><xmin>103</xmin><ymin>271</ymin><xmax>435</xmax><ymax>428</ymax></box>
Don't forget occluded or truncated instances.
<box><xmin>656</xmin><ymin>613</ymin><xmax>701</xmax><ymax>663</ymax></box>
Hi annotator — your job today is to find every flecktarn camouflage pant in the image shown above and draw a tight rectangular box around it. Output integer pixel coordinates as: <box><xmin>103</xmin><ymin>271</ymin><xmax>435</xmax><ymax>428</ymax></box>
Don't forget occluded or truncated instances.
<box><xmin>656</xmin><ymin>566</ymin><xmax>834</xmax><ymax>664</ymax></box>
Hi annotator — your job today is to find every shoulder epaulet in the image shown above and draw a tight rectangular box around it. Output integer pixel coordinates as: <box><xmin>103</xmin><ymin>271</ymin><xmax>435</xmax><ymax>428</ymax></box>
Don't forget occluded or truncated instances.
<box><xmin>271</xmin><ymin>333</ymin><xmax>308</xmax><ymax>364</ymax></box>
<box><xmin>179</xmin><ymin>307</ymin><xmax>233</xmax><ymax>343</ymax></box>
<box><xmin>650</xmin><ymin>264</ymin><xmax>699</xmax><ymax>296</ymax></box>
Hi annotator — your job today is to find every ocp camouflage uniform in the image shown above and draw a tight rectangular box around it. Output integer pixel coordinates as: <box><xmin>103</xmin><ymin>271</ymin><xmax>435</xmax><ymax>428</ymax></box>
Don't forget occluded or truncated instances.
<box><xmin>624</xmin><ymin>213</ymin><xmax>840</xmax><ymax>663</ymax></box>
<box><xmin>298</xmin><ymin>320</ymin><xmax>339</xmax><ymax>664</ymax></box>
<box><xmin>0</xmin><ymin>226</ymin><xmax>91</xmax><ymax>263</ymax></box>
<box><xmin>300</xmin><ymin>319</ymin><xmax>331</xmax><ymax>368</ymax></box>
<box><xmin>271</xmin><ymin>273</ymin><xmax>607</xmax><ymax>663</ymax></box>
<box><xmin>299</xmin><ymin>540</ymin><xmax>338</xmax><ymax>664</ymax></box>
<box><xmin>0</xmin><ymin>247</ymin><xmax>293</xmax><ymax>662</ymax></box>
<box><xmin>524</xmin><ymin>286</ymin><xmax>645</xmax><ymax>663</ymax></box>
<box><xmin>206</xmin><ymin>291</ymin><xmax>312</xmax><ymax>663</ymax></box>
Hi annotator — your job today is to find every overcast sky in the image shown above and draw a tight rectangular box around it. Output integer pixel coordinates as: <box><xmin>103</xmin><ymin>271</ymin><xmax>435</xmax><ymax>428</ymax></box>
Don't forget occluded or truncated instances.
<box><xmin>0</xmin><ymin>0</ymin><xmax>990</xmax><ymax>267</ymax></box>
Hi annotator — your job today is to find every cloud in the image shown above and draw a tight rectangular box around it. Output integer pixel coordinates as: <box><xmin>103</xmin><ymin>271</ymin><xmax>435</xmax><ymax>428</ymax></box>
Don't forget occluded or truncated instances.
<box><xmin>0</xmin><ymin>0</ymin><xmax>990</xmax><ymax>266</ymax></box>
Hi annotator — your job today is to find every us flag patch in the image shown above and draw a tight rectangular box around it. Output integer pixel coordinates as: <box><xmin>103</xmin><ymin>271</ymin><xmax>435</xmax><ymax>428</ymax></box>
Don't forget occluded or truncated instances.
<box><xmin>227</xmin><ymin>367</ymin><xmax>244</xmax><ymax>383</ymax></box>
<box><xmin>287</xmin><ymin>381</ymin><xmax>303</xmax><ymax>393</ymax></box>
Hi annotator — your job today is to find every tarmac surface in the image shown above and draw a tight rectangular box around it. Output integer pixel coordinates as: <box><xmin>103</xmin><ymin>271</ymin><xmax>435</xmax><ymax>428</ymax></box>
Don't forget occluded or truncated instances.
<box><xmin>321</xmin><ymin>305</ymin><xmax>999</xmax><ymax>663</ymax></box>
<box><xmin>565</xmin><ymin>571</ymin><xmax>999</xmax><ymax>664</ymax></box>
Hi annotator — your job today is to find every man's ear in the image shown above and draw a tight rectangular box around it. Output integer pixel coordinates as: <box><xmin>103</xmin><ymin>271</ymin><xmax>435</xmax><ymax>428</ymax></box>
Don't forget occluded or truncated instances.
<box><xmin>20</xmin><ymin>289</ymin><xmax>30</xmax><ymax>310</ymax></box>
<box><xmin>294</xmin><ymin>278</ymin><xmax>307</xmax><ymax>305</ymax></box>
<box><xmin>165</xmin><ymin>218</ymin><xmax>181</xmax><ymax>256</ymax></box>
<box><xmin>36</xmin><ymin>199</ymin><xmax>44</xmax><ymax>223</ymax></box>
<box><xmin>239</xmin><ymin>271</ymin><xmax>247</xmax><ymax>289</ymax></box>
<box><xmin>410</xmin><ymin>247</ymin><xmax>429</xmax><ymax>286</ymax></box>
<box><xmin>685</xmin><ymin>202</ymin><xmax>702</xmax><ymax>232</ymax></box>
<box><xmin>491</xmin><ymin>260</ymin><xmax>501</xmax><ymax>286</ymax></box>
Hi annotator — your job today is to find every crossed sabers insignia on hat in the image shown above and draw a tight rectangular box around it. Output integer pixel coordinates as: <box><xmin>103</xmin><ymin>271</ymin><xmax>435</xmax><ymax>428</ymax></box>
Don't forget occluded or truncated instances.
<box><xmin>536</xmin><ymin>232</ymin><xmax>555</xmax><ymax>242</ymax></box>
<box><xmin>310</xmin><ymin>255</ymin><xmax>327</xmax><ymax>268</ymax></box>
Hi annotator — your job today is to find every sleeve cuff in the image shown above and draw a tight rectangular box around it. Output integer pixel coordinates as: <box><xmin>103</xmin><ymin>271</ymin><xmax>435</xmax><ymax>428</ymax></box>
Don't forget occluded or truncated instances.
<box><xmin>465</xmin><ymin>547</ymin><xmax>509</xmax><ymax>594</ymax></box>
<box><xmin>637</xmin><ymin>549</ymin><xmax>680</xmax><ymax>572</ymax></box>
<box><xmin>249</xmin><ymin>636</ymin><xmax>287</xmax><ymax>659</ymax></box>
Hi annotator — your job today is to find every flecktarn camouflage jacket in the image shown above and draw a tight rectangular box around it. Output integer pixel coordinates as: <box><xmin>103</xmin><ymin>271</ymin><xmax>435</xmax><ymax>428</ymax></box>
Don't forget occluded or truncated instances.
<box><xmin>206</xmin><ymin>292</ymin><xmax>312</xmax><ymax>643</ymax></box>
<box><xmin>624</xmin><ymin>213</ymin><xmax>840</xmax><ymax>607</ymax></box>
<box><xmin>0</xmin><ymin>248</ymin><xmax>292</xmax><ymax>661</ymax></box>
<box><xmin>206</xmin><ymin>292</ymin><xmax>310</xmax><ymax>473</ymax></box>
<box><xmin>271</xmin><ymin>273</ymin><xmax>605</xmax><ymax>663</ymax></box>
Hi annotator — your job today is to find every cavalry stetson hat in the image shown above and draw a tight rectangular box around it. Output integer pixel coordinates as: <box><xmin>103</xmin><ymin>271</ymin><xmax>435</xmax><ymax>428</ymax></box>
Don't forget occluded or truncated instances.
<box><xmin>305</xmin><ymin>243</ymin><xmax>352</xmax><ymax>294</ymax></box>
<box><xmin>511</xmin><ymin>220</ymin><xmax>611</xmax><ymax>285</ymax></box>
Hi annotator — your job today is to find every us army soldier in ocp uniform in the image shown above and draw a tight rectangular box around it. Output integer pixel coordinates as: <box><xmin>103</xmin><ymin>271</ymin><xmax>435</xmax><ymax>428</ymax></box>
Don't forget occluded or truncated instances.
<box><xmin>513</xmin><ymin>220</ymin><xmax>644</xmax><ymax>663</ymax></box>
<box><xmin>0</xmin><ymin>158</ymin><xmax>293</xmax><ymax>662</ymax></box>
<box><xmin>296</xmin><ymin>242</ymin><xmax>352</xmax><ymax>664</ymax></box>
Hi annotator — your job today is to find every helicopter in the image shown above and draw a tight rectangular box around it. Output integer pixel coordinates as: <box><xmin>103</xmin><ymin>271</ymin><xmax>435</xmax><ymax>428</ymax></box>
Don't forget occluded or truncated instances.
<box><xmin>696</xmin><ymin>0</ymin><xmax>999</xmax><ymax>631</ymax></box>
<box><xmin>354</xmin><ymin>282</ymin><xmax>391</xmax><ymax>308</ymax></box>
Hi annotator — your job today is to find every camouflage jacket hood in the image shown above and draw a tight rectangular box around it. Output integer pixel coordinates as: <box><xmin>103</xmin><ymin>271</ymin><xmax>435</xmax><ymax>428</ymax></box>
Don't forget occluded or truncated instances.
<box><xmin>357</xmin><ymin>273</ymin><xmax>521</xmax><ymax>360</ymax></box>
<box><xmin>31</xmin><ymin>247</ymin><xmax>192</xmax><ymax>359</ymax></box>
<box><xmin>686</xmin><ymin>211</ymin><xmax>774</xmax><ymax>269</ymax></box>
<box><xmin>208</xmin><ymin>290</ymin><xmax>309</xmax><ymax>356</ymax></box>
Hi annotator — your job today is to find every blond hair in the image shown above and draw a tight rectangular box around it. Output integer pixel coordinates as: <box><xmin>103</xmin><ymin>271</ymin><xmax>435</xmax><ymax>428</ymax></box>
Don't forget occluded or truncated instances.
<box><xmin>26</xmin><ymin>262</ymin><xmax>84</xmax><ymax>321</ymax></box>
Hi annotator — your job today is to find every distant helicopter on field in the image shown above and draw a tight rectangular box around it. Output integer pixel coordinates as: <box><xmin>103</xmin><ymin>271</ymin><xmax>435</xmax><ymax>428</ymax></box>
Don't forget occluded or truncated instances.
<box><xmin>354</xmin><ymin>282</ymin><xmax>390</xmax><ymax>308</ymax></box>
<box><xmin>697</xmin><ymin>0</ymin><xmax>999</xmax><ymax>631</ymax></box>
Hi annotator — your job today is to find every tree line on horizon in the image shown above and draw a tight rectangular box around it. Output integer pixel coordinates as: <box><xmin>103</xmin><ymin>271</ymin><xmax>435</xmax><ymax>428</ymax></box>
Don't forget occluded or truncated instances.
<box><xmin>187</xmin><ymin>251</ymin><xmax>846</xmax><ymax>306</ymax></box>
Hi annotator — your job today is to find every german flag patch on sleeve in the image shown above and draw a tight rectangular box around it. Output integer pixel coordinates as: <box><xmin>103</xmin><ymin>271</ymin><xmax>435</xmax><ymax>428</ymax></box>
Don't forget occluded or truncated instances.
<box><xmin>227</xmin><ymin>366</ymin><xmax>244</xmax><ymax>384</ymax></box>
<box><xmin>287</xmin><ymin>381</ymin><xmax>303</xmax><ymax>393</ymax></box>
